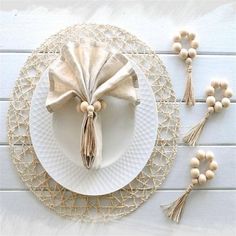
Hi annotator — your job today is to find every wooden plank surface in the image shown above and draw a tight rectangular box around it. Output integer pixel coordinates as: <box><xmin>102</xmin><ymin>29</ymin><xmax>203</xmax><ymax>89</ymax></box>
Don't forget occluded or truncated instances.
<box><xmin>1</xmin><ymin>145</ymin><xmax>235</xmax><ymax>190</ymax></box>
<box><xmin>0</xmin><ymin>1</ymin><xmax>236</xmax><ymax>53</ymax></box>
<box><xmin>1</xmin><ymin>53</ymin><xmax>236</xmax><ymax>100</ymax></box>
<box><xmin>0</xmin><ymin>190</ymin><xmax>235</xmax><ymax>236</ymax></box>
<box><xmin>1</xmin><ymin>101</ymin><xmax>236</xmax><ymax>144</ymax></box>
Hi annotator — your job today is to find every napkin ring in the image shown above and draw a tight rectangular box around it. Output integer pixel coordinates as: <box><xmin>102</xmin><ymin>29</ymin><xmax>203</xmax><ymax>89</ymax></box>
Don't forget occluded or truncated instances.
<box><xmin>161</xmin><ymin>150</ymin><xmax>218</xmax><ymax>223</ymax></box>
<box><xmin>183</xmin><ymin>79</ymin><xmax>233</xmax><ymax>146</ymax></box>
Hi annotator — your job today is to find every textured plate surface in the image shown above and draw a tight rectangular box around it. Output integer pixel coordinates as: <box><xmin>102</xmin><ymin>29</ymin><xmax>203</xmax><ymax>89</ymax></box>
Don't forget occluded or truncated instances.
<box><xmin>29</xmin><ymin>61</ymin><xmax>158</xmax><ymax>195</ymax></box>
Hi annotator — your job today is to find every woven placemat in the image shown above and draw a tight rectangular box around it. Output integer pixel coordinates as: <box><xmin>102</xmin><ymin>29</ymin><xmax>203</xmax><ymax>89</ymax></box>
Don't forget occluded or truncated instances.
<box><xmin>8</xmin><ymin>24</ymin><xmax>180</xmax><ymax>222</ymax></box>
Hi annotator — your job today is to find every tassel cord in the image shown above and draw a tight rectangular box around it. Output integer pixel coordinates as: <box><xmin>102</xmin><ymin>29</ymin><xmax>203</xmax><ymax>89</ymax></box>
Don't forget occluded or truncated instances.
<box><xmin>183</xmin><ymin>64</ymin><xmax>195</xmax><ymax>106</ymax></box>
<box><xmin>80</xmin><ymin>111</ymin><xmax>97</xmax><ymax>169</ymax></box>
<box><xmin>183</xmin><ymin>110</ymin><xmax>212</xmax><ymax>146</ymax></box>
<box><xmin>161</xmin><ymin>184</ymin><xmax>194</xmax><ymax>223</ymax></box>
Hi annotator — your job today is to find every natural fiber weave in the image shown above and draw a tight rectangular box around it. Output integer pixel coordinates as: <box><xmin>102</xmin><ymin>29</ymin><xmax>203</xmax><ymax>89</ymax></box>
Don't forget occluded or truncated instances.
<box><xmin>8</xmin><ymin>24</ymin><xmax>180</xmax><ymax>222</ymax></box>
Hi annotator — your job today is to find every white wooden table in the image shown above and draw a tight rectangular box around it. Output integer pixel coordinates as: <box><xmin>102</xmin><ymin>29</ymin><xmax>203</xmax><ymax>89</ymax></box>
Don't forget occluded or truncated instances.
<box><xmin>0</xmin><ymin>1</ymin><xmax>236</xmax><ymax>235</ymax></box>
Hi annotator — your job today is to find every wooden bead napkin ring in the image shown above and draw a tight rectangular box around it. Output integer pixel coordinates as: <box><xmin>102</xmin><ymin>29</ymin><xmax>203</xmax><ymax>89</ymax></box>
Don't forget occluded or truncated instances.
<box><xmin>183</xmin><ymin>79</ymin><xmax>233</xmax><ymax>146</ymax></box>
<box><xmin>172</xmin><ymin>30</ymin><xmax>199</xmax><ymax>106</ymax></box>
<box><xmin>161</xmin><ymin>150</ymin><xmax>218</xmax><ymax>223</ymax></box>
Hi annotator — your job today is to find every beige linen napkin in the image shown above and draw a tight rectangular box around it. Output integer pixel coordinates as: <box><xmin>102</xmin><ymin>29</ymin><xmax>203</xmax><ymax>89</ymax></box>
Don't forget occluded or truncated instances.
<box><xmin>46</xmin><ymin>41</ymin><xmax>139</xmax><ymax>169</ymax></box>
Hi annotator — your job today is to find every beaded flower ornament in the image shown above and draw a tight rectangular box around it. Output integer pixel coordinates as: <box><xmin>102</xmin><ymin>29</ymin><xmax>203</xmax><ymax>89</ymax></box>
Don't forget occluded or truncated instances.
<box><xmin>161</xmin><ymin>150</ymin><xmax>218</xmax><ymax>223</ymax></box>
<box><xmin>183</xmin><ymin>79</ymin><xmax>233</xmax><ymax>146</ymax></box>
<box><xmin>172</xmin><ymin>30</ymin><xmax>199</xmax><ymax>106</ymax></box>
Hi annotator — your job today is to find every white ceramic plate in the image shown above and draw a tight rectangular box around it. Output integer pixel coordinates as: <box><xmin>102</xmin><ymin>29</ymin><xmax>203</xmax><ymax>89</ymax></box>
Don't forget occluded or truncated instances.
<box><xmin>29</xmin><ymin>60</ymin><xmax>158</xmax><ymax>196</ymax></box>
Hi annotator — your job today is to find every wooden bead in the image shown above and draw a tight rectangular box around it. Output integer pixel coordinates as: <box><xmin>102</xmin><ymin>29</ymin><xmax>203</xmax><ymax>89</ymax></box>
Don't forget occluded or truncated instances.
<box><xmin>179</xmin><ymin>49</ymin><xmax>188</xmax><ymax>60</ymax></box>
<box><xmin>173</xmin><ymin>33</ymin><xmax>181</xmax><ymax>42</ymax></box>
<box><xmin>196</xmin><ymin>150</ymin><xmax>206</xmax><ymax>161</ymax></box>
<box><xmin>190</xmin><ymin>157</ymin><xmax>200</xmax><ymax>168</ymax></box>
<box><xmin>206</xmin><ymin>170</ymin><xmax>215</xmax><ymax>180</ymax></box>
<box><xmin>214</xmin><ymin>101</ymin><xmax>223</xmax><ymax>112</ymax></box>
<box><xmin>188</xmin><ymin>48</ymin><xmax>197</xmax><ymax>58</ymax></box>
<box><xmin>206</xmin><ymin>151</ymin><xmax>214</xmax><ymax>162</ymax></box>
<box><xmin>191</xmin><ymin>168</ymin><xmax>200</xmax><ymax>178</ymax></box>
<box><xmin>180</xmin><ymin>30</ymin><xmax>188</xmax><ymax>37</ymax></box>
<box><xmin>198</xmin><ymin>174</ymin><xmax>207</xmax><ymax>185</ymax></box>
<box><xmin>191</xmin><ymin>40</ymin><xmax>199</xmax><ymax>49</ymax></box>
<box><xmin>206</xmin><ymin>96</ymin><xmax>216</xmax><ymax>107</ymax></box>
<box><xmin>220</xmin><ymin>80</ymin><xmax>228</xmax><ymax>89</ymax></box>
<box><xmin>93</xmin><ymin>101</ymin><xmax>102</xmax><ymax>112</ymax></box>
<box><xmin>211</xmin><ymin>80</ymin><xmax>220</xmax><ymax>88</ymax></box>
<box><xmin>188</xmin><ymin>32</ymin><xmax>196</xmax><ymax>40</ymax></box>
<box><xmin>76</xmin><ymin>103</ymin><xmax>81</xmax><ymax>112</ymax></box>
<box><xmin>80</xmin><ymin>101</ymin><xmax>89</xmax><ymax>113</ymax></box>
<box><xmin>185</xmin><ymin>57</ymin><xmax>192</xmax><ymax>65</ymax></box>
<box><xmin>192</xmin><ymin>178</ymin><xmax>199</xmax><ymax>186</ymax></box>
<box><xmin>87</xmin><ymin>105</ymin><xmax>94</xmax><ymax>113</ymax></box>
<box><xmin>221</xmin><ymin>97</ymin><xmax>230</xmax><ymax>108</ymax></box>
<box><xmin>224</xmin><ymin>88</ymin><xmax>233</xmax><ymax>98</ymax></box>
<box><xmin>209</xmin><ymin>161</ymin><xmax>218</xmax><ymax>171</ymax></box>
<box><xmin>205</xmin><ymin>86</ymin><xmax>215</xmax><ymax>96</ymax></box>
<box><xmin>172</xmin><ymin>42</ymin><xmax>182</xmax><ymax>53</ymax></box>
<box><xmin>101</xmin><ymin>100</ymin><xmax>107</xmax><ymax>110</ymax></box>
<box><xmin>208</xmin><ymin>107</ymin><xmax>214</xmax><ymax>114</ymax></box>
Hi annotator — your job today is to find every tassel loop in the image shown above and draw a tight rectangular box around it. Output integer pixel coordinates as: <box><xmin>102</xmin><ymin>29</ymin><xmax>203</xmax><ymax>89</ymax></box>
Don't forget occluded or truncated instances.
<box><xmin>77</xmin><ymin>100</ymin><xmax>106</xmax><ymax>169</ymax></box>
<box><xmin>187</xmin><ymin>64</ymin><xmax>192</xmax><ymax>74</ymax></box>
<box><xmin>80</xmin><ymin>112</ymin><xmax>97</xmax><ymax>169</ymax></box>
<box><xmin>161</xmin><ymin>184</ymin><xmax>193</xmax><ymax>223</ymax></box>
<box><xmin>183</xmin><ymin>110</ymin><xmax>212</xmax><ymax>146</ymax></box>
<box><xmin>183</xmin><ymin>64</ymin><xmax>195</xmax><ymax>106</ymax></box>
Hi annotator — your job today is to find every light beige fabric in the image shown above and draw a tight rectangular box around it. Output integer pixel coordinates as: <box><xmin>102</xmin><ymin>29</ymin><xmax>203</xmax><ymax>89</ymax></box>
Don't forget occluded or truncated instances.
<box><xmin>46</xmin><ymin>41</ymin><xmax>139</xmax><ymax>169</ymax></box>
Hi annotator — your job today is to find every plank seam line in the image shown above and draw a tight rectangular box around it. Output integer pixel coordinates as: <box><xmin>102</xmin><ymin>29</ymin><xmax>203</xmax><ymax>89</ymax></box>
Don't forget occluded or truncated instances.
<box><xmin>0</xmin><ymin>189</ymin><xmax>235</xmax><ymax>192</ymax></box>
<box><xmin>0</xmin><ymin>49</ymin><xmax>236</xmax><ymax>56</ymax></box>
<box><xmin>0</xmin><ymin>143</ymin><xmax>236</xmax><ymax>147</ymax></box>
<box><xmin>1</xmin><ymin>99</ymin><xmax>236</xmax><ymax>103</ymax></box>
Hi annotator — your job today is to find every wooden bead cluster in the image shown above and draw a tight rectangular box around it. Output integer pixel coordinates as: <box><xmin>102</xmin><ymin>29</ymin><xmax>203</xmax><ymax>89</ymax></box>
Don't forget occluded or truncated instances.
<box><xmin>172</xmin><ymin>30</ymin><xmax>199</xmax><ymax>64</ymax></box>
<box><xmin>206</xmin><ymin>79</ymin><xmax>233</xmax><ymax>113</ymax></box>
<box><xmin>76</xmin><ymin>100</ymin><xmax>107</xmax><ymax>116</ymax></box>
<box><xmin>190</xmin><ymin>150</ymin><xmax>218</xmax><ymax>186</ymax></box>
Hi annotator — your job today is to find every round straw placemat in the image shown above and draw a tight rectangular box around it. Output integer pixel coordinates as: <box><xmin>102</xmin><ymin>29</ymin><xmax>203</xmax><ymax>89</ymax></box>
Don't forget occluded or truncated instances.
<box><xmin>8</xmin><ymin>24</ymin><xmax>180</xmax><ymax>222</ymax></box>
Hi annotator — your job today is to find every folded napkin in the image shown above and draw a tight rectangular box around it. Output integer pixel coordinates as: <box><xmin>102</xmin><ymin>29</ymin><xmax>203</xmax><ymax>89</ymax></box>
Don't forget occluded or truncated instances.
<box><xmin>46</xmin><ymin>41</ymin><xmax>139</xmax><ymax>169</ymax></box>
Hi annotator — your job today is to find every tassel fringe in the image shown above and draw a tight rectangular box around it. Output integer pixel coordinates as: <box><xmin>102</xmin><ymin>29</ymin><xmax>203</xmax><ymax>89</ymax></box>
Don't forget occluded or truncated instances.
<box><xmin>183</xmin><ymin>65</ymin><xmax>195</xmax><ymax>106</ymax></box>
<box><xmin>80</xmin><ymin>112</ymin><xmax>96</xmax><ymax>169</ymax></box>
<box><xmin>161</xmin><ymin>184</ymin><xmax>193</xmax><ymax>223</ymax></box>
<box><xmin>183</xmin><ymin>111</ymin><xmax>211</xmax><ymax>146</ymax></box>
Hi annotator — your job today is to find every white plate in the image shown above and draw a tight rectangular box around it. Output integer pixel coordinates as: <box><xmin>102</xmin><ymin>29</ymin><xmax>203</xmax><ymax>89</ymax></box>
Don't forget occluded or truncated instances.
<box><xmin>29</xmin><ymin>60</ymin><xmax>158</xmax><ymax>196</ymax></box>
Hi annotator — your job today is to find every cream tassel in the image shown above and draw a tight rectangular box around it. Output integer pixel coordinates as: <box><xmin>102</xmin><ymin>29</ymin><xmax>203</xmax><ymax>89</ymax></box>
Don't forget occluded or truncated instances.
<box><xmin>161</xmin><ymin>184</ymin><xmax>193</xmax><ymax>223</ymax></box>
<box><xmin>183</xmin><ymin>110</ymin><xmax>211</xmax><ymax>146</ymax></box>
<box><xmin>80</xmin><ymin>111</ymin><xmax>96</xmax><ymax>169</ymax></box>
<box><xmin>183</xmin><ymin>65</ymin><xmax>195</xmax><ymax>106</ymax></box>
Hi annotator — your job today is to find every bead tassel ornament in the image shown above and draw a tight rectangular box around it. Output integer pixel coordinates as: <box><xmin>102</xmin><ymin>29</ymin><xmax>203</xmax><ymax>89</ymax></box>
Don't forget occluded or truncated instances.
<box><xmin>184</xmin><ymin>61</ymin><xmax>194</xmax><ymax>106</ymax></box>
<box><xmin>183</xmin><ymin>79</ymin><xmax>233</xmax><ymax>146</ymax></box>
<box><xmin>161</xmin><ymin>184</ymin><xmax>193</xmax><ymax>223</ymax></box>
<box><xmin>183</xmin><ymin>110</ymin><xmax>211</xmax><ymax>146</ymax></box>
<box><xmin>172</xmin><ymin>30</ymin><xmax>199</xmax><ymax>106</ymax></box>
<box><xmin>76</xmin><ymin>100</ymin><xmax>106</xmax><ymax>169</ymax></box>
<box><xmin>161</xmin><ymin>150</ymin><xmax>218</xmax><ymax>223</ymax></box>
